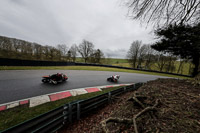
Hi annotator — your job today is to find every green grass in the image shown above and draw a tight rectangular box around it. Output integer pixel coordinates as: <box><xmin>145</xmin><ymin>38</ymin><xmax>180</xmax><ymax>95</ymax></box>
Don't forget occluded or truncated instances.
<box><xmin>75</xmin><ymin>57</ymin><xmax>84</xmax><ymax>63</ymax></box>
<box><xmin>102</xmin><ymin>58</ymin><xmax>192</xmax><ymax>75</ymax></box>
<box><xmin>0</xmin><ymin>86</ymin><xmax>122</xmax><ymax>131</ymax></box>
<box><xmin>75</xmin><ymin>57</ymin><xmax>129</xmax><ymax>64</ymax></box>
<box><xmin>105</xmin><ymin>58</ymin><xmax>129</xmax><ymax>64</ymax></box>
<box><xmin>0</xmin><ymin>66</ymin><xmax>189</xmax><ymax>79</ymax></box>
<box><xmin>112</xmin><ymin>63</ymin><xmax>131</xmax><ymax>67</ymax></box>
<box><xmin>111</xmin><ymin>61</ymin><xmax>192</xmax><ymax>76</ymax></box>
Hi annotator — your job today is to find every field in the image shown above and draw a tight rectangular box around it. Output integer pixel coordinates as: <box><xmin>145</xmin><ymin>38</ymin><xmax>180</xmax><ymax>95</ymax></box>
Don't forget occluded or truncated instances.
<box><xmin>106</xmin><ymin>58</ymin><xmax>192</xmax><ymax>76</ymax></box>
<box><xmin>75</xmin><ymin>57</ymin><xmax>192</xmax><ymax>75</ymax></box>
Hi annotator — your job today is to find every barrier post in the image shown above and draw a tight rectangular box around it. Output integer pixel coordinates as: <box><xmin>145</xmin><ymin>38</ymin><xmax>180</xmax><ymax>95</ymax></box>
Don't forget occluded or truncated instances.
<box><xmin>63</xmin><ymin>105</ymin><xmax>68</xmax><ymax>124</ymax></box>
<box><xmin>77</xmin><ymin>102</ymin><xmax>80</xmax><ymax>120</ymax></box>
<box><xmin>132</xmin><ymin>84</ymin><xmax>136</xmax><ymax>90</ymax></box>
<box><xmin>68</xmin><ymin>103</ymin><xmax>72</xmax><ymax>122</ymax></box>
<box><xmin>123</xmin><ymin>86</ymin><xmax>126</xmax><ymax>92</ymax></box>
<box><xmin>108</xmin><ymin>92</ymin><xmax>111</xmax><ymax>103</ymax></box>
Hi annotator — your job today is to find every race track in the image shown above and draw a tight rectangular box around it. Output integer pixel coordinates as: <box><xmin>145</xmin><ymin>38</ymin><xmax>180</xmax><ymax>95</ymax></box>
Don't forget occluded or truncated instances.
<box><xmin>0</xmin><ymin>70</ymin><xmax>168</xmax><ymax>104</ymax></box>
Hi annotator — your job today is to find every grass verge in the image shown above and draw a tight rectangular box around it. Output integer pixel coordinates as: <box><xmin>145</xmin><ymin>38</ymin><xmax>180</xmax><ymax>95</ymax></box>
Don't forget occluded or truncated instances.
<box><xmin>0</xmin><ymin>86</ymin><xmax>123</xmax><ymax>131</ymax></box>
<box><xmin>0</xmin><ymin>66</ymin><xmax>190</xmax><ymax>79</ymax></box>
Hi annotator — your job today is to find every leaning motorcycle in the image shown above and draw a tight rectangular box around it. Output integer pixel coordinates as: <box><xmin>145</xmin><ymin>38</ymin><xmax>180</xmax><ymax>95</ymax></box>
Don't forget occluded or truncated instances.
<box><xmin>42</xmin><ymin>73</ymin><xmax>68</xmax><ymax>85</ymax></box>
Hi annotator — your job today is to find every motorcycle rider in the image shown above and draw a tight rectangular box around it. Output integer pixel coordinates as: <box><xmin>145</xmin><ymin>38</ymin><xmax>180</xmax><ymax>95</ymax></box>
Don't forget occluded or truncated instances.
<box><xmin>110</xmin><ymin>75</ymin><xmax>120</xmax><ymax>82</ymax></box>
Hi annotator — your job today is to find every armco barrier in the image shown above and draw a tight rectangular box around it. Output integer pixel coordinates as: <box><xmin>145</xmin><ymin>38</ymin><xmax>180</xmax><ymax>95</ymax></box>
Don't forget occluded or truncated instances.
<box><xmin>0</xmin><ymin>58</ymin><xmax>75</xmax><ymax>66</ymax></box>
<box><xmin>1</xmin><ymin>83</ymin><xmax>143</xmax><ymax>133</ymax></box>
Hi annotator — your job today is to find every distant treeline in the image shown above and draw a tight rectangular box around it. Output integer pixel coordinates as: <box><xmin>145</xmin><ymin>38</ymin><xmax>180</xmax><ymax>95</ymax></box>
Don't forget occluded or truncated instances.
<box><xmin>0</xmin><ymin>36</ymin><xmax>66</xmax><ymax>61</ymax></box>
<box><xmin>0</xmin><ymin>36</ymin><xmax>104</xmax><ymax>64</ymax></box>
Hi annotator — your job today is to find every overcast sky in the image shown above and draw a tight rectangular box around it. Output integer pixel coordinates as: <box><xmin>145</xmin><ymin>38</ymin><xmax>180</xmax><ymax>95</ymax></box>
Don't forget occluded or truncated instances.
<box><xmin>0</xmin><ymin>0</ymin><xmax>155</xmax><ymax>58</ymax></box>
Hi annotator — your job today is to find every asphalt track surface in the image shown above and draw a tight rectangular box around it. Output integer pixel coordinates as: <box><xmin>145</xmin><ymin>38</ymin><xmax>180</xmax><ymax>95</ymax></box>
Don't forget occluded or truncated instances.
<box><xmin>0</xmin><ymin>70</ymin><xmax>168</xmax><ymax>104</ymax></box>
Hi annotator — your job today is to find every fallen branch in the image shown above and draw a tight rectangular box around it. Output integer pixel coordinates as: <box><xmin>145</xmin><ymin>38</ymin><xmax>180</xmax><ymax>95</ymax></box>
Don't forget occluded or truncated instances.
<box><xmin>133</xmin><ymin>99</ymin><xmax>159</xmax><ymax>133</ymax></box>
<box><xmin>101</xmin><ymin>99</ymin><xmax>159</xmax><ymax>133</ymax></box>
<box><xmin>101</xmin><ymin>117</ymin><xmax>133</xmax><ymax>133</ymax></box>
<box><xmin>128</xmin><ymin>96</ymin><xmax>145</xmax><ymax>108</ymax></box>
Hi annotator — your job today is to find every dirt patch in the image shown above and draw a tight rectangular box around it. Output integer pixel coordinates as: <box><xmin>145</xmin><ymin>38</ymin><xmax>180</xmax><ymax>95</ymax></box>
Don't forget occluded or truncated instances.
<box><xmin>59</xmin><ymin>78</ymin><xmax>200</xmax><ymax>133</ymax></box>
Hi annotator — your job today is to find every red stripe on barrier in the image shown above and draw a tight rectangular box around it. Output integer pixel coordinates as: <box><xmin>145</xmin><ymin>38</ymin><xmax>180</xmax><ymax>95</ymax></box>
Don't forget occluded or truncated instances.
<box><xmin>20</xmin><ymin>100</ymin><xmax>29</xmax><ymax>105</ymax></box>
<box><xmin>49</xmin><ymin>91</ymin><xmax>72</xmax><ymax>101</ymax></box>
<box><xmin>106</xmin><ymin>86</ymin><xmax>113</xmax><ymax>88</ymax></box>
<box><xmin>0</xmin><ymin>105</ymin><xmax>6</xmax><ymax>111</ymax></box>
<box><xmin>85</xmin><ymin>88</ymin><xmax>100</xmax><ymax>93</ymax></box>
<box><xmin>120</xmin><ymin>84</ymin><xmax>125</xmax><ymax>86</ymax></box>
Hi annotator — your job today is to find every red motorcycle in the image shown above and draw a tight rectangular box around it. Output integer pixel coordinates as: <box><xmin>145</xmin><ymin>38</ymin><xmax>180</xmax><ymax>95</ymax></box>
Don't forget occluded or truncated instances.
<box><xmin>42</xmin><ymin>73</ymin><xmax>68</xmax><ymax>85</ymax></box>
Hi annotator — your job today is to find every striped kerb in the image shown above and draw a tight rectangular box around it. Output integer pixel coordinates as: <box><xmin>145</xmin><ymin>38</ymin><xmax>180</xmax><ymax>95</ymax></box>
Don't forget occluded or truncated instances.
<box><xmin>20</xmin><ymin>100</ymin><xmax>29</xmax><ymax>105</ymax></box>
<box><xmin>0</xmin><ymin>105</ymin><xmax>6</xmax><ymax>111</ymax></box>
<box><xmin>49</xmin><ymin>91</ymin><xmax>72</xmax><ymax>101</ymax></box>
<box><xmin>85</xmin><ymin>88</ymin><xmax>100</xmax><ymax>93</ymax></box>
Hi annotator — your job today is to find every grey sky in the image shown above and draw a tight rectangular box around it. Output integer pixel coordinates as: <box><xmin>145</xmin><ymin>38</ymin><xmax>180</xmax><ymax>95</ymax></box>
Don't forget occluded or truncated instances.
<box><xmin>0</xmin><ymin>0</ymin><xmax>154</xmax><ymax>58</ymax></box>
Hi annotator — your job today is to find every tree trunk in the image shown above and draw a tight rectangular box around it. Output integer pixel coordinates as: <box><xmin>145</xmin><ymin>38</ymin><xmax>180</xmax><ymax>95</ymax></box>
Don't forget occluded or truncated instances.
<box><xmin>192</xmin><ymin>56</ymin><xmax>200</xmax><ymax>77</ymax></box>
<box><xmin>177</xmin><ymin>60</ymin><xmax>184</xmax><ymax>74</ymax></box>
<box><xmin>133</xmin><ymin>57</ymin><xmax>137</xmax><ymax>68</ymax></box>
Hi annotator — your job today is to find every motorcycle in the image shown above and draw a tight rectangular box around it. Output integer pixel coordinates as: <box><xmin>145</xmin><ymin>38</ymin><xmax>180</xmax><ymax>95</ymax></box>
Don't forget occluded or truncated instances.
<box><xmin>107</xmin><ymin>75</ymin><xmax>120</xmax><ymax>82</ymax></box>
<box><xmin>42</xmin><ymin>73</ymin><xmax>68</xmax><ymax>85</ymax></box>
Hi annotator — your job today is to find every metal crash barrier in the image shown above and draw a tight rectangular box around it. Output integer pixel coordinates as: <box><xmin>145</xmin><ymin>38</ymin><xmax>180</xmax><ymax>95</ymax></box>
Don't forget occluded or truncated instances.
<box><xmin>1</xmin><ymin>83</ymin><xmax>143</xmax><ymax>133</ymax></box>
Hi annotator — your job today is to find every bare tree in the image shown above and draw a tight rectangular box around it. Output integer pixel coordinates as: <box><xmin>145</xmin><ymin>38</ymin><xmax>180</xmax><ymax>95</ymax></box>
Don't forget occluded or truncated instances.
<box><xmin>69</xmin><ymin>44</ymin><xmax>78</xmax><ymax>62</ymax></box>
<box><xmin>125</xmin><ymin>0</ymin><xmax>200</xmax><ymax>26</ymax></box>
<box><xmin>33</xmin><ymin>43</ymin><xmax>43</xmax><ymax>60</ymax></box>
<box><xmin>137</xmin><ymin>44</ymin><xmax>147</xmax><ymax>68</ymax></box>
<box><xmin>78</xmin><ymin>40</ymin><xmax>94</xmax><ymax>63</ymax></box>
<box><xmin>26</xmin><ymin>43</ymin><xmax>33</xmax><ymax>55</ymax></box>
<box><xmin>66</xmin><ymin>51</ymin><xmax>72</xmax><ymax>62</ymax></box>
<box><xmin>90</xmin><ymin>49</ymin><xmax>105</xmax><ymax>64</ymax></box>
<box><xmin>20</xmin><ymin>41</ymin><xmax>27</xmax><ymax>54</ymax></box>
<box><xmin>49</xmin><ymin>47</ymin><xmax>59</xmax><ymax>61</ymax></box>
<box><xmin>57</xmin><ymin>44</ymin><xmax>68</xmax><ymax>56</ymax></box>
<box><xmin>0</xmin><ymin>37</ymin><xmax>12</xmax><ymax>51</ymax></box>
<box><xmin>154</xmin><ymin>52</ymin><xmax>169</xmax><ymax>71</ymax></box>
<box><xmin>144</xmin><ymin>45</ymin><xmax>156</xmax><ymax>69</ymax></box>
<box><xmin>12</xmin><ymin>39</ymin><xmax>21</xmax><ymax>53</ymax></box>
<box><xmin>43</xmin><ymin>45</ymin><xmax>50</xmax><ymax>60</ymax></box>
<box><xmin>127</xmin><ymin>40</ymin><xmax>142</xmax><ymax>68</ymax></box>
<box><xmin>57</xmin><ymin>44</ymin><xmax>68</xmax><ymax>61</ymax></box>
<box><xmin>0</xmin><ymin>37</ymin><xmax>12</xmax><ymax>57</ymax></box>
